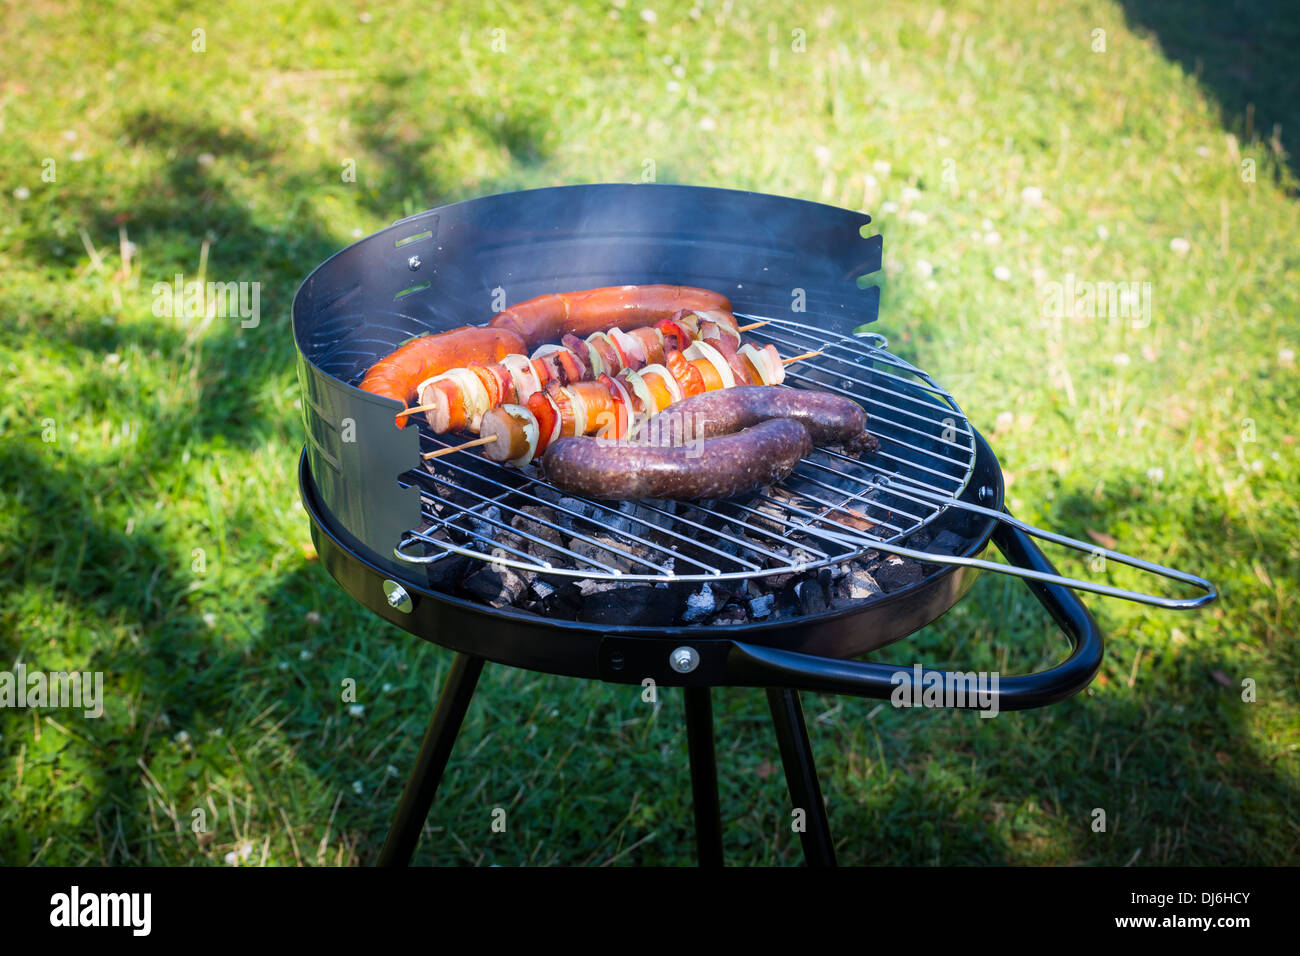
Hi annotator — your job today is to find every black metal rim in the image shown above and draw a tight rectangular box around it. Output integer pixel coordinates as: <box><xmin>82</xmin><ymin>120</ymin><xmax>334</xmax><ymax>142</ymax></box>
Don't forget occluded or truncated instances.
<box><xmin>298</xmin><ymin>427</ymin><xmax>1005</xmax><ymax>676</ymax></box>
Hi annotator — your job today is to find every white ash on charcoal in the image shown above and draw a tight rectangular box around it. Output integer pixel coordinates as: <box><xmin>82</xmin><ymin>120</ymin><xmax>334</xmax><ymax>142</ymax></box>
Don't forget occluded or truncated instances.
<box><xmin>510</xmin><ymin>505</ymin><xmax>567</xmax><ymax>551</ymax></box>
<box><xmin>466</xmin><ymin>505</ymin><xmax>504</xmax><ymax>540</ymax></box>
<box><xmin>462</xmin><ymin>565</ymin><xmax>529</xmax><ymax>609</ymax></box>
<box><xmin>832</xmin><ymin>568</ymin><xmax>883</xmax><ymax>608</ymax></box>
<box><xmin>568</xmin><ymin>534</ymin><xmax>642</xmax><ymax>574</ymax></box>
<box><xmin>619</xmin><ymin>499</ymin><xmax>677</xmax><ymax>532</ymax></box>
<box><xmin>589</xmin><ymin>503</ymin><xmax>635</xmax><ymax>536</ymax></box>
<box><xmin>747</xmin><ymin>593</ymin><xmax>776</xmax><ymax>619</ymax></box>
<box><xmin>681</xmin><ymin>582</ymin><xmax>719</xmax><ymax>624</ymax></box>
<box><xmin>550</xmin><ymin>496</ymin><xmax>590</xmax><ymax>532</ymax></box>
<box><xmin>576</xmin><ymin>577</ymin><xmax>622</xmax><ymax>596</ymax></box>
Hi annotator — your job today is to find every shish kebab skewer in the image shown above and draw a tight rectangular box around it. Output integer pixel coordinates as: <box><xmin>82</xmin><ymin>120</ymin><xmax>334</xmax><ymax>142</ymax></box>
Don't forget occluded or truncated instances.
<box><xmin>425</xmin><ymin>350</ymin><xmax>822</xmax><ymax>464</ymax></box>
<box><xmin>408</xmin><ymin>309</ymin><xmax>757</xmax><ymax>432</ymax></box>
<box><xmin>405</xmin><ymin>317</ymin><xmax>764</xmax><ymax>418</ymax></box>
<box><xmin>410</xmin><ymin>311</ymin><xmax>792</xmax><ymax>452</ymax></box>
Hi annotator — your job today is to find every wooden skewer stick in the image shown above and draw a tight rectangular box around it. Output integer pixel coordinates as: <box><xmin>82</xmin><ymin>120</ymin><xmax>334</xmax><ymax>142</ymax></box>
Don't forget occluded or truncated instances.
<box><xmin>782</xmin><ymin>349</ymin><xmax>823</xmax><ymax>365</ymax></box>
<box><xmin>737</xmin><ymin>319</ymin><xmax>771</xmax><ymax>332</ymax></box>
<box><xmin>403</xmin><ymin>402</ymin><xmax>438</xmax><ymax>416</ymax></box>
<box><xmin>423</xmin><ymin>434</ymin><xmax>498</xmax><ymax>459</ymax></box>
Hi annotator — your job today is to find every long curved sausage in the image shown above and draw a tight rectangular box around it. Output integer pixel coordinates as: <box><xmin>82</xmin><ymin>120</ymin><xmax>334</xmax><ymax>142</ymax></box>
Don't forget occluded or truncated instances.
<box><xmin>488</xmin><ymin>284</ymin><xmax>733</xmax><ymax>348</ymax></box>
<box><xmin>543</xmin><ymin>419</ymin><xmax>812</xmax><ymax>500</ymax></box>
<box><xmin>359</xmin><ymin>326</ymin><xmax>526</xmax><ymax>427</ymax></box>
<box><xmin>635</xmin><ymin>386</ymin><xmax>872</xmax><ymax>447</ymax></box>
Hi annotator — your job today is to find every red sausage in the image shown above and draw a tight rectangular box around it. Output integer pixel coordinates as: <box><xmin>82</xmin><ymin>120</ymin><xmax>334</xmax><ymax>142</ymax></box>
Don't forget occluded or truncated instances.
<box><xmin>359</xmin><ymin>326</ymin><xmax>526</xmax><ymax>427</ymax></box>
<box><xmin>488</xmin><ymin>285</ymin><xmax>733</xmax><ymax>348</ymax></box>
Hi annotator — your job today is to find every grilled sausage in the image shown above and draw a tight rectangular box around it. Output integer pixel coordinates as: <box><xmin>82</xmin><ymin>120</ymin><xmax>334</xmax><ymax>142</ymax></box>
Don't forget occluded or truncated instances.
<box><xmin>634</xmin><ymin>386</ymin><xmax>871</xmax><ymax>447</ymax></box>
<box><xmin>359</xmin><ymin>326</ymin><xmax>527</xmax><ymax>427</ymax></box>
<box><xmin>488</xmin><ymin>285</ymin><xmax>734</xmax><ymax>349</ymax></box>
<box><xmin>543</xmin><ymin>418</ymin><xmax>812</xmax><ymax>500</ymax></box>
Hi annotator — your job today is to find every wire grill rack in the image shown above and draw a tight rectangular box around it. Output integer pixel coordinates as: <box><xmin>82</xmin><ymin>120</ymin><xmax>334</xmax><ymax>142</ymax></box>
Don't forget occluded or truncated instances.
<box><xmin>391</xmin><ymin>316</ymin><xmax>978</xmax><ymax>583</ymax></box>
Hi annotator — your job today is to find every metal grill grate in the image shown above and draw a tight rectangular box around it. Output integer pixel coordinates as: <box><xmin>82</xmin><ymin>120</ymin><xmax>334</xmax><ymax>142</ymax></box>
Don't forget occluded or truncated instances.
<box><xmin>391</xmin><ymin>315</ymin><xmax>978</xmax><ymax>583</ymax></box>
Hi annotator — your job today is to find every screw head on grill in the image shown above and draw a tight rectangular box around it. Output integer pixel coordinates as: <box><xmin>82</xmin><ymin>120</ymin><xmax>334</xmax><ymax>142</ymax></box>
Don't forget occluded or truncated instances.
<box><xmin>407</xmin><ymin>255</ymin><xmax>422</xmax><ymax>271</ymax></box>
<box><xmin>383</xmin><ymin>580</ymin><xmax>413</xmax><ymax>613</ymax></box>
<box><xmin>670</xmin><ymin>646</ymin><xmax>700</xmax><ymax>674</ymax></box>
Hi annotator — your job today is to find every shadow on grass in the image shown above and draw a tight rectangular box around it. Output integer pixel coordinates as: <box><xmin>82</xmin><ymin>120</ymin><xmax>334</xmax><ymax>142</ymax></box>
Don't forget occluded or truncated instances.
<box><xmin>1119</xmin><ymin>0</ymin><xmax>1300</xmax><ymax>186</ymax></box>
<box><xmin>0</xmin><ymin>94</ymin><xmax>554</xmax><ymax>864</ymax></box>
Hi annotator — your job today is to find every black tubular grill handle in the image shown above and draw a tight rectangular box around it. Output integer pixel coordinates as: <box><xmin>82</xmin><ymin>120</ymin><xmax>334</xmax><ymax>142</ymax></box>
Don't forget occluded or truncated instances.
<box><xmin>725</xmin><ymin>520</ymin><xmax>1104</xmax><ymax>712</ymax></box>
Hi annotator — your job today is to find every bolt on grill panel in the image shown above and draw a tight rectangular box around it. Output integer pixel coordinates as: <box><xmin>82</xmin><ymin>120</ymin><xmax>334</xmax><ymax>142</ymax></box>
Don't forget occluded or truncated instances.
<box><xmin>390</xmin><ymin>315</ymin><xmax>977</xmax><ymax>583</ymax></box>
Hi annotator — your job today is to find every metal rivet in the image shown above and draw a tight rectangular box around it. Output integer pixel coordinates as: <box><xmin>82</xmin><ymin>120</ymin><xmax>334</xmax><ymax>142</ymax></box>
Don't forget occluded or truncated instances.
<box><xmin>978</xmin><ymin>486</ymin><xmax>995</xmax><ymax>502</ymax></box>
<box><xmin>670</xmin><ymin>646</ymin><xmax>700</xmax><ymax>674</ymax></box>
<box><xmin>609</xmin><ymin>651</ymin><xmax>625</xmax><ymax>671</ymax></box>
<box><xmin>407</xmin><ymin>255</ymin><xmax>422</xmax><ymax>271</ymax></box>
<box><xmin>383</xmin><ymin>580</ymin><xmax>413</xmax><ymax>613</ymax></box>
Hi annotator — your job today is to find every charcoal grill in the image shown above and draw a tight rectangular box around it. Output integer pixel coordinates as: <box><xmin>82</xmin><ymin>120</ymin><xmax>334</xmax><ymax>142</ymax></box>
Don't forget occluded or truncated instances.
<box><xmin>293</xmin><ymin>184</ymin><xmax>1215</xmax><ymax>866</ymax></box>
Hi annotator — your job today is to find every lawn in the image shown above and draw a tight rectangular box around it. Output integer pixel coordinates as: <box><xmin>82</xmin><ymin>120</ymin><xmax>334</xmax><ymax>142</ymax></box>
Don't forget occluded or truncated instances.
<box><xmin>0</xmin><ymin>0</ymin><xmax>1296</xmax><ymax>865</ymax></box>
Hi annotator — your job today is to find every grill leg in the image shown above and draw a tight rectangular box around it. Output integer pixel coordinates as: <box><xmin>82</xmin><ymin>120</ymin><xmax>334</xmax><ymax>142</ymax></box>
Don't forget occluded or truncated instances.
<box><xmin>766</xmin><ymin>688</ymin><xmax>837</xmax><ymax>867</ymax></box>
<box><xmin>377</xmin><ymin>652</ymin><xmax>485</xmax><ymax>866</ymax></box>
<box><xmin>684</xmin><ymin>686</ymin><xmax>724</xmax><ymax>867</ymax></box>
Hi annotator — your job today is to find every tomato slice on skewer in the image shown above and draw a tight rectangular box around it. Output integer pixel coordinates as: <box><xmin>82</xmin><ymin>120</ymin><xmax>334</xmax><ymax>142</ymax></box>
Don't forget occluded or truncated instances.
<box><xmin>664</xmin><ymin>348</ymin><xmax>706</xmax><ymax>397</ymax></box>
<box><xmin>467</xmin><ymin>363</ymin><xmax>502</xmax><ymax>408</ymax></box>
<box><xmin>654</xmin><ymin>318</ymin><xmax>692</xmax><ymax>352</ymax></box>
<box><xmin>527</xmin><ymin>390</ymin><xmax>561</xmax><ymax>454</ymax></box>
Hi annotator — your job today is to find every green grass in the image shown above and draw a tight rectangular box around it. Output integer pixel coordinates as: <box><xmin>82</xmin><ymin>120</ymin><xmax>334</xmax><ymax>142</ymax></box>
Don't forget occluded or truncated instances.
<box><xmin>1</xmin><ymin>0</ymin><xmax>1296</xmax><ymax>865</ymax></box>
